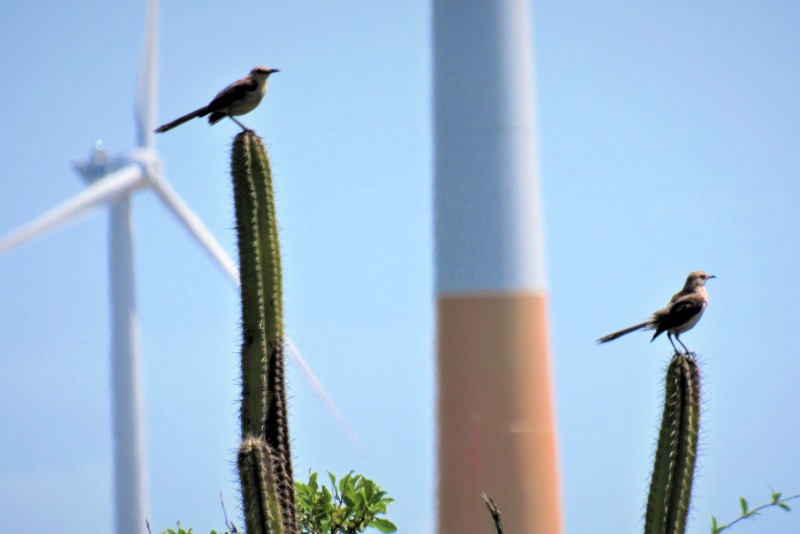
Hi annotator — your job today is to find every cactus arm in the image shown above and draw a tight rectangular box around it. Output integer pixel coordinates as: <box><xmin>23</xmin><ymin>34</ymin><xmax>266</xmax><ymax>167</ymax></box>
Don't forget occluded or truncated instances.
<box><xmin>238</xmin><ymin>438</ymin><xmax>285</xmax><ymax>534</ymax></box>
<box><xmin>231</xmin><ymin>132</ymin><xmax>269</xmax><ymax>438</ymax></box>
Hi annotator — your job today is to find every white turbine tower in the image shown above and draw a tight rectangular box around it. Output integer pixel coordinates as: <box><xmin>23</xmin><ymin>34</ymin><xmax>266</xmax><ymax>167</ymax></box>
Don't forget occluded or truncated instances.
<box><xmin>0</xmin><ymin>1</ymin><xmax>352</xmax><ymax>532</ymax></box>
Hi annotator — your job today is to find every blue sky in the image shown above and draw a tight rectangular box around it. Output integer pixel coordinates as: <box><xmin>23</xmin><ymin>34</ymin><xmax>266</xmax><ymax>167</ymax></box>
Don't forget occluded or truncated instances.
<box><xmin>1</xmin><ymin>1</ymin><xmax>799</xmax><ymax>533</ymax></box>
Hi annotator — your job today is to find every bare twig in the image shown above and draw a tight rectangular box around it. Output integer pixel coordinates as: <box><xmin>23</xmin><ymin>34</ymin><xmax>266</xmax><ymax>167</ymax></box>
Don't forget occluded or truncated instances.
<box><xmin>482</xmin><ymin>493</ymin><xmax>503</xmax><ymax>534</ymax></box>
<box><xmin>220</xmin><ymin>491</ymin><xmax>241</xmax><ymax>534</ymax></box>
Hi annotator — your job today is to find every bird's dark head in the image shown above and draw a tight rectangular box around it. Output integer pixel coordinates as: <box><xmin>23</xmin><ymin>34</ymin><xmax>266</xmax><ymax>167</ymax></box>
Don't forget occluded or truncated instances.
<box><xmin>685</xmin><ymin>271</ymin><xmax>716</xmax><ymax>288</ymax></box>
<box><xmin>251</xmin><ymin>66</ymin><xmax>280</xmax><ymax>79</ymax></box>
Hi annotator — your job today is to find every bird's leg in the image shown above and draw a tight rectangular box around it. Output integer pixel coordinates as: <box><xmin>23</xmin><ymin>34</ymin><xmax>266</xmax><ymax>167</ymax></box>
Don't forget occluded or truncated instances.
<box><xmin>228</xmin><ymin>116</ymin><xmax>251</xmax><ymax>132</ymax></box>
<box><xmin>667</xmin><ymin>333</ymin><xmax>682</xmax><ymax>355</ymax></box>
<box><xmin>676</xmin><ymin>334</ymin><xmax>692</xmax><ymax>356</ymax></box>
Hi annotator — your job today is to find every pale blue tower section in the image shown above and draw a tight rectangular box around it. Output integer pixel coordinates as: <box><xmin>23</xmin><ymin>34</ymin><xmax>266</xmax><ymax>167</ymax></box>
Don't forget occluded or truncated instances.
<box><xmin>434</xmin><ymin>0</ymin><xmax>547</xmax><ymax>295</ymax></box>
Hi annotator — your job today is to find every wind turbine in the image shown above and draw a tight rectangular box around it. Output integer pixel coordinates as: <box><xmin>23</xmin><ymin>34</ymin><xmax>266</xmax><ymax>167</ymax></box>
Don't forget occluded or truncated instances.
<box><xmin>0</xmin><ymin>0</ymin><xmax>352</xmax><ymax>532</ymax></box>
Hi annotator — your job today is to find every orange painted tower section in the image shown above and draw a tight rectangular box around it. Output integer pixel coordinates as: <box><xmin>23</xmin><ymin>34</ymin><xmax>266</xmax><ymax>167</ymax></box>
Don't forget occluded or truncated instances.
<box><xmin>434</xmin><ymin>1</ymin><xmax>563</xmax><ymax>532</ymax></box>
<box><xmin>437</xmin><ymin>295</ymin><xmax>561</xmax><ymax>532</ymax></box>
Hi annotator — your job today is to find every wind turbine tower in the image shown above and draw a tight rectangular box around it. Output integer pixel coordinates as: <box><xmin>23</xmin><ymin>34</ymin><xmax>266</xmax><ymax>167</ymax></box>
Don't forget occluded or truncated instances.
<box><xmin>0</xmin><ymin>0</ymin><xmax>236</xmax><ymax>531</ymax></box>
<box><xmin>434</xmin><ymin>1</ymin><xmax>563</xmax><ymax>532</ymax></box>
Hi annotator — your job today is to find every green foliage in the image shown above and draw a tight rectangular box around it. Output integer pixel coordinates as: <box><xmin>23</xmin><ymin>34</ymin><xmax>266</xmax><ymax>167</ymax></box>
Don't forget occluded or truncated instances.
<box><xmin>295</xmin><ymin>471</ymin><xmax>397</xmax><ymax>534</ymax></box>
<box><xmin>710</xmin><ymin>490</ymin><xmax>798</xmax><ymax>533</ymax></box>
<box><xmin>156</xmin><ymin>520</ymin><xmax>229</xmax><ymax>534</ymax></box>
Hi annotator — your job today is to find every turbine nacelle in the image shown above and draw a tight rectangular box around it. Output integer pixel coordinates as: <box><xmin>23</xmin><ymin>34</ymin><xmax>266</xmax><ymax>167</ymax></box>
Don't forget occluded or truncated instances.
<box><xmin>74</xmin><ymin>143</ymin><xmax>162</xmax><ymax>190</ymax></box>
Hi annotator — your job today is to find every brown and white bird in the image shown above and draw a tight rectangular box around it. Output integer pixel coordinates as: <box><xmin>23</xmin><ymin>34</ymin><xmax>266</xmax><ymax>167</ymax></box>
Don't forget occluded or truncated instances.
<box><xmin>597</xmin><ymin>271</ymin><xmax>716</xmax><ymax>354</ymax></box>
<box><xmin>155</xmin><ymin>66</ymin><xmax>279</xmax><ymax>133</ymax></box>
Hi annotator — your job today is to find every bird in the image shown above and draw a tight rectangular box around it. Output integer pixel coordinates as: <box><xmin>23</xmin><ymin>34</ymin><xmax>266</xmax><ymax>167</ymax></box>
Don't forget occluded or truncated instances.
<box><xmin>154</xmin><ymin>66</ymin><xmax>279</xmax><ymax>133</ymax></box>
<box><xmin>597</xmin><ymin>271</ymin><xmax>716</xmax><ymax>354</ymax></box>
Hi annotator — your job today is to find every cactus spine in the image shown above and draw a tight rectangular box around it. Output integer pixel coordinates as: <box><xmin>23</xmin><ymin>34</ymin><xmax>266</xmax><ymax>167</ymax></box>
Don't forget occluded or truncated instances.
<box><xmin>232</xmin><ymin>130</ymin><xmax>296</xmax><ymax>533</ymax></box>
<box><xmin>644</xmin><ymin>354</ymin><xmax>701</xmax><ymax>534</ymax></box>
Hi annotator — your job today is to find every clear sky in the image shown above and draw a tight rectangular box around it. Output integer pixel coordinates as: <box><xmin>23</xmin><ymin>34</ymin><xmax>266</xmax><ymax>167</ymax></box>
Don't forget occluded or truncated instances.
<box><xmin>1</xmin><ymin>1</ymin><xmax>799</xmax><ymax>533</ymax></box>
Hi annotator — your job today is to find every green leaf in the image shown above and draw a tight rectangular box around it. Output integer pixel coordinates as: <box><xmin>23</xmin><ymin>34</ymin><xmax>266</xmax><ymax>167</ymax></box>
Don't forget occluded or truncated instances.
<box><xmin>362</xmin><ymin>481</ymin><xmax>375</xmax><ymax>503</ymax></box>
<box><xmin>740</xmin><ymin>497</ymin><xmax>748</xmax><ymax>515</ymax></box>
<box><xmin>778</xmin><ymin>502</ymin><xmax>791</xmax><ymax>511</ymax></box>
<box><xmin>368</xmin><ymin>518</ymin><xmax>398</xmax><ymax>533</ymax></box>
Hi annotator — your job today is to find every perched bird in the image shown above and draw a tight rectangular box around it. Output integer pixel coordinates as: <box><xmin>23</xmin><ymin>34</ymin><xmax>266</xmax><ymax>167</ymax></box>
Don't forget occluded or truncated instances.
<box><xmin>154</xmin><ymin>66</ymin><xmax>279</xmax><ymax>133</ymax></box>
<box><xmin>597</xmin><ymin>271</ymin><xmax>716</xmax><ymax>354</ymax></box>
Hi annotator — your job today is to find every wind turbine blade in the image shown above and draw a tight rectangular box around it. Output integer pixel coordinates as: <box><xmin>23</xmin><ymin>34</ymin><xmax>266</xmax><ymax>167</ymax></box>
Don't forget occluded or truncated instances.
<box><xmin>147</xmin><ymin>173</ymin><xmax>240</xmax><ymax>285</ymax></box>
<box><xmin>135</xmin><ymin>0</ymin><xmax>159</xmax><ymax>149</ymax></box>
<box><xmin>286</xmin><ymin>338</ymin><xmax>361</xmax><ymax>446</ymax></box>
<box><xmin>148</xmin><ymin>174</ymin><xmax>357</xmax><ymax>444</ymax></box>
<box><xmin>0</xmin><ymin>165</ymin><xmax>146</xmax><ymax>256</ymax></box>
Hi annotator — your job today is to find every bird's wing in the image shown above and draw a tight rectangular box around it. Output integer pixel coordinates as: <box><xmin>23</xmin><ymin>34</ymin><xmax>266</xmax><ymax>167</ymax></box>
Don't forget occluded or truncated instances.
<box><xmin>206</xmin><ymin>78</ymin><xmax>259</xmax><ymax>113</ymax></box>
<box><xmin>655</xmin><ymin>293</ymin><xmax>706</xmax><ymax>332</ymax></box>
<box><xmin>667</xmin><ymin>287</ymin><xmax>688</xmax><ymax>305</ymax></box>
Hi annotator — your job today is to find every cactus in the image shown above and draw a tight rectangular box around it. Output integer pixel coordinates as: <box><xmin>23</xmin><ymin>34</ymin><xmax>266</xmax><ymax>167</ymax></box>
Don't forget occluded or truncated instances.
<box><xmin>644</xmin><ymin>354</ymin><xmax>701</xmax><ymax>534</ymax></box>
<box><xmin>238</xmin><ymin>438</ymin><xmax>285</xmax><ymax>534</ymax></box>
<box><xmin>231</xmin><ymin>130</ymin><xmax>296</xmax><ymax>533</ymax></box>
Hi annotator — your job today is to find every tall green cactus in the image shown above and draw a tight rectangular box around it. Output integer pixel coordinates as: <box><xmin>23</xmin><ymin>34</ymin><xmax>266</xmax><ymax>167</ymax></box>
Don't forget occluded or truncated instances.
<box><xmin>644</xmin><ymin>354</ymin><xmax>701</xmax><ymax>534</ymax></box>
<box><xmin>232</xmin><ymin>130</ymin><xmax>296</xmax><ymax>534</ymax></box>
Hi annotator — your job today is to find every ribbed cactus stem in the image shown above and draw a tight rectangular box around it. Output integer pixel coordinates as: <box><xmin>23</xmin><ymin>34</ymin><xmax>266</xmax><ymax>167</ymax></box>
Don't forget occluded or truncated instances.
<box><xmin>644</xmin><ymin>354</ymin><xmax>701</xmax><ymax>534</ymax></box>
<box><xmin>232</xmin><ymin>131</ymin><xmax>269</xmax><ymax>438</ymax></box>
<box><xmin>231</xmin><ymin>130</ymin><xmax>297</xmax><ymax>533</ymax></box>
<box><xmin>264</xmin><ymin>335</ymin><xmax>296</xmax><ymax>530</ymax></box>
<box><xmin>238</xmin><ymin>437</ymin><xmax>284</xmax><ymax>534</ymax></box>
<box><xmin>244</xmin><ymin>134</ymin><xmax>295</xmax><ymax>528</ymax></box>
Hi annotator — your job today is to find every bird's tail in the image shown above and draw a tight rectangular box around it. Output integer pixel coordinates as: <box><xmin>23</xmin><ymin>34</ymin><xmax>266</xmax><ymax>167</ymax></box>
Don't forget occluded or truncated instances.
<box><xmin>154</xmin><ymin>106</ymin><xmax>208</xmax><ymax>133</ymax></box>
<box><xmin>597</xmin><ymin>321</ymin><xmax>651</xmax><ymax>344</ymax></box>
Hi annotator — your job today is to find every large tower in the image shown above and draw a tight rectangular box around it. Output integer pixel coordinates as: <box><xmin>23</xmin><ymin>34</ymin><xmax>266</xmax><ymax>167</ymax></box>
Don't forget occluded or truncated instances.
<box><xmin>433</xmin><ymin>1</ymin><xmax>563</xmax><ymax>532</ymax></box>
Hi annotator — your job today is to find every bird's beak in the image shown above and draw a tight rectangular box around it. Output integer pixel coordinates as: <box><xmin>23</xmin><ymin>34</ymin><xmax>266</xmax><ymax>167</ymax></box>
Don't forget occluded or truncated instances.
<box><xmin>707</xmin><ymin>274</ymin><xmax>717</xmax><ymax>279</ymax></box>
<box><xmin>271</xmin><ymin>69</ymin><xmax>280</xmax><ymax>74</ymax></box>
